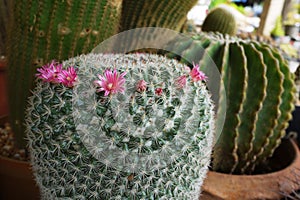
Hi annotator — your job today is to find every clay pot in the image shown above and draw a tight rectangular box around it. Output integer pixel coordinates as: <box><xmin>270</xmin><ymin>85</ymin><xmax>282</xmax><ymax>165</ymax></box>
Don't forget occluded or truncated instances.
<box><xmin>201</xmin><ymin>139</ymin><xmax>300</xmax><ymax>200</ymax></box>
<box><xmin>0</xmin><ymin>116</ymin><xmax>40</xmax><ymax>199</ymax></box>
<box><xmin>0</xmin><ymin>156</ymin><xmax>40</xmax><ymax>200</ymax></box>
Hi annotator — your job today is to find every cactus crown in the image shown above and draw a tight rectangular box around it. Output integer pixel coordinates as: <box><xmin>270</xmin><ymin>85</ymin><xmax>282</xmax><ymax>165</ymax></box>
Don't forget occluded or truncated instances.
<box><xmin>26</xmin><ymin>53</ymin><xmax>215</xmax><ymax>199</ymax></box>
<box><xmin>167</xmin><ymin>32</ymin><xmax>296</xmax><ymax>174</ymax></box>
<box><xmin>201</xmin><ymin>7</ymin><xmax>237</xmax><ymax>36</ymax></box>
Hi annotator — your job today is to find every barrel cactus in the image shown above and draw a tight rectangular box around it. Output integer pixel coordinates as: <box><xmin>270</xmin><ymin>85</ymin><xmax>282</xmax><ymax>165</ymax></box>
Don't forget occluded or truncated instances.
<box><xmin>116</xmin><ymin>0</ymin><xmax>198</xmax><ymax>53</ymax></box>
<box><xmin>119</xmin><ymin>0</ymin><xmax>198</xmax><ymax>32</ymax></box>
<box><xmin>167</xmin><ymin>32</ymin><xmax>296</xmax><ymax>174</ymax></box>
<box><xmin>25</xmin><ymin>53</ymin><xmax>215</xmax><ymax>199</ymax></box>
<box><xmin>6</xmin><ymin>0</ymin><xmax>122</xmax><ymax>148</ymax></box>
<box><xmin>201</xmin><ymin>7</ymin><xmax>237</xmax><ymax>36</ymax></box>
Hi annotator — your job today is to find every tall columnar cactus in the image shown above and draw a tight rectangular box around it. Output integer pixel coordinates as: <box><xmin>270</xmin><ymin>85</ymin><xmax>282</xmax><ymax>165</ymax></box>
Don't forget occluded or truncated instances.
<box><xmin>119</xmin><ymin>0</ymin><xmax>198</xmax><ymax>32</ymax></box>
<box><xmin>167</xmin><ymin>32</ymin><xmax>296</xmax><ymax>174</ymax></box>
<box><xmin>0</xmin><ymin>0</ymin><xmax>11</xmax><ymax>56</ymax></box>
<box><xmin>6</xmin><ymin>0</ymin><xmax>121</xmax><ymax>148</ymax></box>
<box><xmin>25</xmin><ymin>53</ymin><xmax>215</xmax><ymax>199</ymax></box>
<box><xmin>201</xmin><ymin>7</ymin><xmax>237</xmax><ymax>36</ymax></box>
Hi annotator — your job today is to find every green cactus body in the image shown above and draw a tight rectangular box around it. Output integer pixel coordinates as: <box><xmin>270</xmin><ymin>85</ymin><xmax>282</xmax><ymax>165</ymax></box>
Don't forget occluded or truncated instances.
<box><xmin>0</xmin><ymin>0</ymin><xmax>11</xmax><ymax>56</ymax></box>
<box><xmin>25</xmin><ymin>53</ymin><xmax>215</xmax><ymax>199</ymax></box>
<box><xmin>119</xmin><ymin>0</ymin><xmax>198</xmax><ymax>32</ymax></box>
<box><xmin>201</xmin><ymin>7</ymin><xmax>237</xmax><ymax>36</ymax></box>
<box><xmin>7</xmin><ymin>0</ymin><xmax>121</xmax><ymax>148</ymax></box>
<box><xmin>167</xmin><ymin>32</ymin><xmax>296</xmax><ymax>174</ymax></box>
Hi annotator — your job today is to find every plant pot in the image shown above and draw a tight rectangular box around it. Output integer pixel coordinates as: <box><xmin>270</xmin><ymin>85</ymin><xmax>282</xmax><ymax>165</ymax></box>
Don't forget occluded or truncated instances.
<box><xmin>0</xmin><ymin>116</ymin><xmax>40</xmax><ymax>200</ymax></box>
<box><xmin>0</xmin><ymin>59</ymin><xmax>8</xmax><ymax>116</ymax></box>
<box><xmin>201</xmin><ymin>139</ymin><xmax>300</xmax><ymax>200</ymax></box>
<box><xmin>0</xmin><ymin>156</ymin><xmax>40</xmax><ymax>200</ymax></box>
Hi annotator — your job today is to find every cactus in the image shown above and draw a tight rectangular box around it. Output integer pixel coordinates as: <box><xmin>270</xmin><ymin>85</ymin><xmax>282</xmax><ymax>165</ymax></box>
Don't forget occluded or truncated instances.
<box><xmin>0</xmin><ymin>0</ymin><xmax>12</xmax><ymax>56</ymax></box>
<box><xmin>119</xmin><ymin>0</ymin><xmax>198</xmax><ymax>32</ymax></box>
<box><xmin>167</xmin><ymin>32</ymin><xmax>296</xmax><ymax>174</ymax></box>
<box><xmin>201</xmin><ymin>7</ymin><xmax>237</xmax><ymax>36</ymax></box>
<box><xmin>6</xmin><ymin>0</ymin><xmax>121</xmax><ymax>148</ymax></box>
<box><xmin>115</xmin><ymin>0</ymin><xmax>199</xmax><ymax>53</ymax></box>
<box><xmin>25</xmin><ymin>53</ymin><xmax>215</xmax><ymax>199</ymax></box>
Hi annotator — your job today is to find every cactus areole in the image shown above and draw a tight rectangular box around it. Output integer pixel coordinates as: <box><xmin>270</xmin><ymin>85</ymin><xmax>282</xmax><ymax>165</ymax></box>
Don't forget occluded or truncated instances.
<box><xmin>26</xmin><ymin>53</ymin><xmax>215</xmax><ymax>199</ymax></box>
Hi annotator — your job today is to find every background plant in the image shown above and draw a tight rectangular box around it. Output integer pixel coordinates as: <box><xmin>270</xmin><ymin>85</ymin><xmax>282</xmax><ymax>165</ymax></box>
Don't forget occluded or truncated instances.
<box><xmin>25</xmin><ymin>53</ymin><xmax>215</xmax><ymax>199</ymax></box>
<box><xmin>119</xmin><ymin>0</ymin><xmax>197</xmax><ymax>32</ymax></box>
<box><xmin>201</xmin><ymin>6</ymin><xmax>237</xmax><ymax>36</ymax></box>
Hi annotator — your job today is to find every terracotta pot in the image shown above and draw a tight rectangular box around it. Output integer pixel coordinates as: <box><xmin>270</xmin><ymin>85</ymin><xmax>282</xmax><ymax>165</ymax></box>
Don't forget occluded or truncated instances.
<box><xmin>0</xmin><ymin>59</ymin><xmax>8</xmax><ymax>116</ymax></box>
<box><xmin>0</xmin><ymin>116</ymin><xmax>40</xmax><ymax>199</ymax></box>
<box><xmin>0</xmin><ymin>156</ymin><xmax>40</xmax><ymax>200</ymax></box>
<box><xmin>201</xmin><ymin>139</ymin><xmax>300</xmax><ymax>200</ymax></box>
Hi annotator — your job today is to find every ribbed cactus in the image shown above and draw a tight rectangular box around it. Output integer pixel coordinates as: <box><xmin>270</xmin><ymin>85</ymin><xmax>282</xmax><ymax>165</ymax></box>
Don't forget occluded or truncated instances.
<box><xmin>0</xmin><ymin>0</ymin><xmax>11</xmax><ymax>56</ymax></box>
<box><xmin>115</xmin><ymin>0</ymin><xmax>199</xmax><ymax>53</ymax></box>
<box><xmin>6</xmin><ymin>0</ymin><xmax>121</xmax><ymax>148</ymax></box>
<box><xmin>201</xmin><ymin>7</ymin><xmax>237</xmax><ymax>36</ymax></box>
<box><xmin>167</xmin><ymin>32</ymin><xmax>296</xmax><ymax>174</ymax></box>
<box><xmin>119</xmin><ymin>0</ymin><xmax>198</xmax><ymax>32</ymax></box>
<box><xmin>25</xmin><ymin>53</ymin><xmax>215</xmax><ymax>199</ymax></box>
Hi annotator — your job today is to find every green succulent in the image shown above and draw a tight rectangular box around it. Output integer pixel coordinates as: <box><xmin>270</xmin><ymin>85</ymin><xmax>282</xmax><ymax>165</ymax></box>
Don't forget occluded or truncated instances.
<box><xmin>6</xmin><ymin>0</ymin><xmax>121</xmax><ymax>148</ymax></box>
<box><xmin>0</xmin><ymin>0</ymin><xmax>11</xmax><ymax>56</ymax></box>
<box><xmin>167</xmin><ymin>32</ymin><xmax>296</xmax><ymax>174</ymax></box>
<box><xmin>119</xmin><ymin>0</ymin><xmax>198</xmax><ymax>32</ymax></box>
<box><xmin>201</xmin><ymin>7</ymin><xmax>237</xmax><ymax>36</ymax></box>
<box><xmin>25</xmin><ymin>53</ymin><xmax>215</xmax><ymax>199</ymax></box>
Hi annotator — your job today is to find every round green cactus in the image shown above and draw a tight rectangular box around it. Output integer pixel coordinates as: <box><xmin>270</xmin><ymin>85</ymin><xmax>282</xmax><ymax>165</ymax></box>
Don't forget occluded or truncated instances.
<box><xmin>119</xmin><ymin>0</ymin><xmax>198</xmax><ymax>32</ymax></box>
<box><xmin>25</xmin><ymin>53</ymin><xmax>215</xmax><ymax>199</ymax></box>
<box><xmin>201</xmin><ymin>7</ymin><xmax>237</xmax><ymax>36</ymax></box>
<box><xmin>167</xmin><ymin>32</ymin><xmax>296</xmax><ymax>174</ymax></box>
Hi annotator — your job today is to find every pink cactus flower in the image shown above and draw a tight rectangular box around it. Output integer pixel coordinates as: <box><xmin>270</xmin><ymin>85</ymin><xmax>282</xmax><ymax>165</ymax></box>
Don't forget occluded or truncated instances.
<box><xmin>175</xmin><ymin>75</ymin><xmax>187</xmax><ymax>89</ymax></box>
<box><xmin>94</xmin><ymin>69</ymin><xmax>127</xmax><ymax>96</ymax></box>
<box><xmin>136</xmin><ymin>80</ymin><xmax>147</xmax><ymax>92</ymax></box>
<box><xmin>190</xmin><ymin>63</ymin><xmax>207</xmax><ymax>82</ymax></box>
<box><xmin>155</xmin><ymin>88</ymin><xmax>163</xmax><ymax>96</ymax></box>
<box><xmin>36</xmin><ymin>61</ymin><xmax>63</xmax><ymax>83</ymax></box>
<box><xmin>58</xmin><ymin>66</ymin><xmax>77</xmax><ymax>87</ymax></box>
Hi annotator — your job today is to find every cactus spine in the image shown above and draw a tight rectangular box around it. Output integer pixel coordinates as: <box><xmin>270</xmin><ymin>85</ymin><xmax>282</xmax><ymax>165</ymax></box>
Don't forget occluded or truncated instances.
<box><xmin>167</xmin><ymin>32</ymin><xmax>296</xmax><ymax>174</ymax></box>
<box><xmin>6</xmin><ymin>0</ymin><xmax>121</xmax><ymax>148</ymax></box>
<box><xmin>201</xmin><ymin>7</ymin><xmax>237</xmax><ymax>36</ymax></box>
<box><xmin>26</xmin><ymin>53</ymin><xmax>215</xmax><ymax>199</ymax></box>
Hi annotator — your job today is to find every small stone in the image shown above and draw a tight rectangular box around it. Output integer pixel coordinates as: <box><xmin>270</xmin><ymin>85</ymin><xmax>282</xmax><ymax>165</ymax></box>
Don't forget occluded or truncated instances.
<box><xmin>14</xmin><ymin>153</ymin><xmax>21</xmax><ymax>159</ymax></box>
<box><xmin>1</xmin><ymin>134</ymin><xmax>8</xmax><ymax>140</ymax></box>
<box><xmin>19</xmin><ymin>149</ymin><xmax>26</xmax><ymax>157</ymax></box>
<box><xmin>3</xmin><ymin>145</ymin><xmax>12</xmax><ymax>151</ymax></box>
